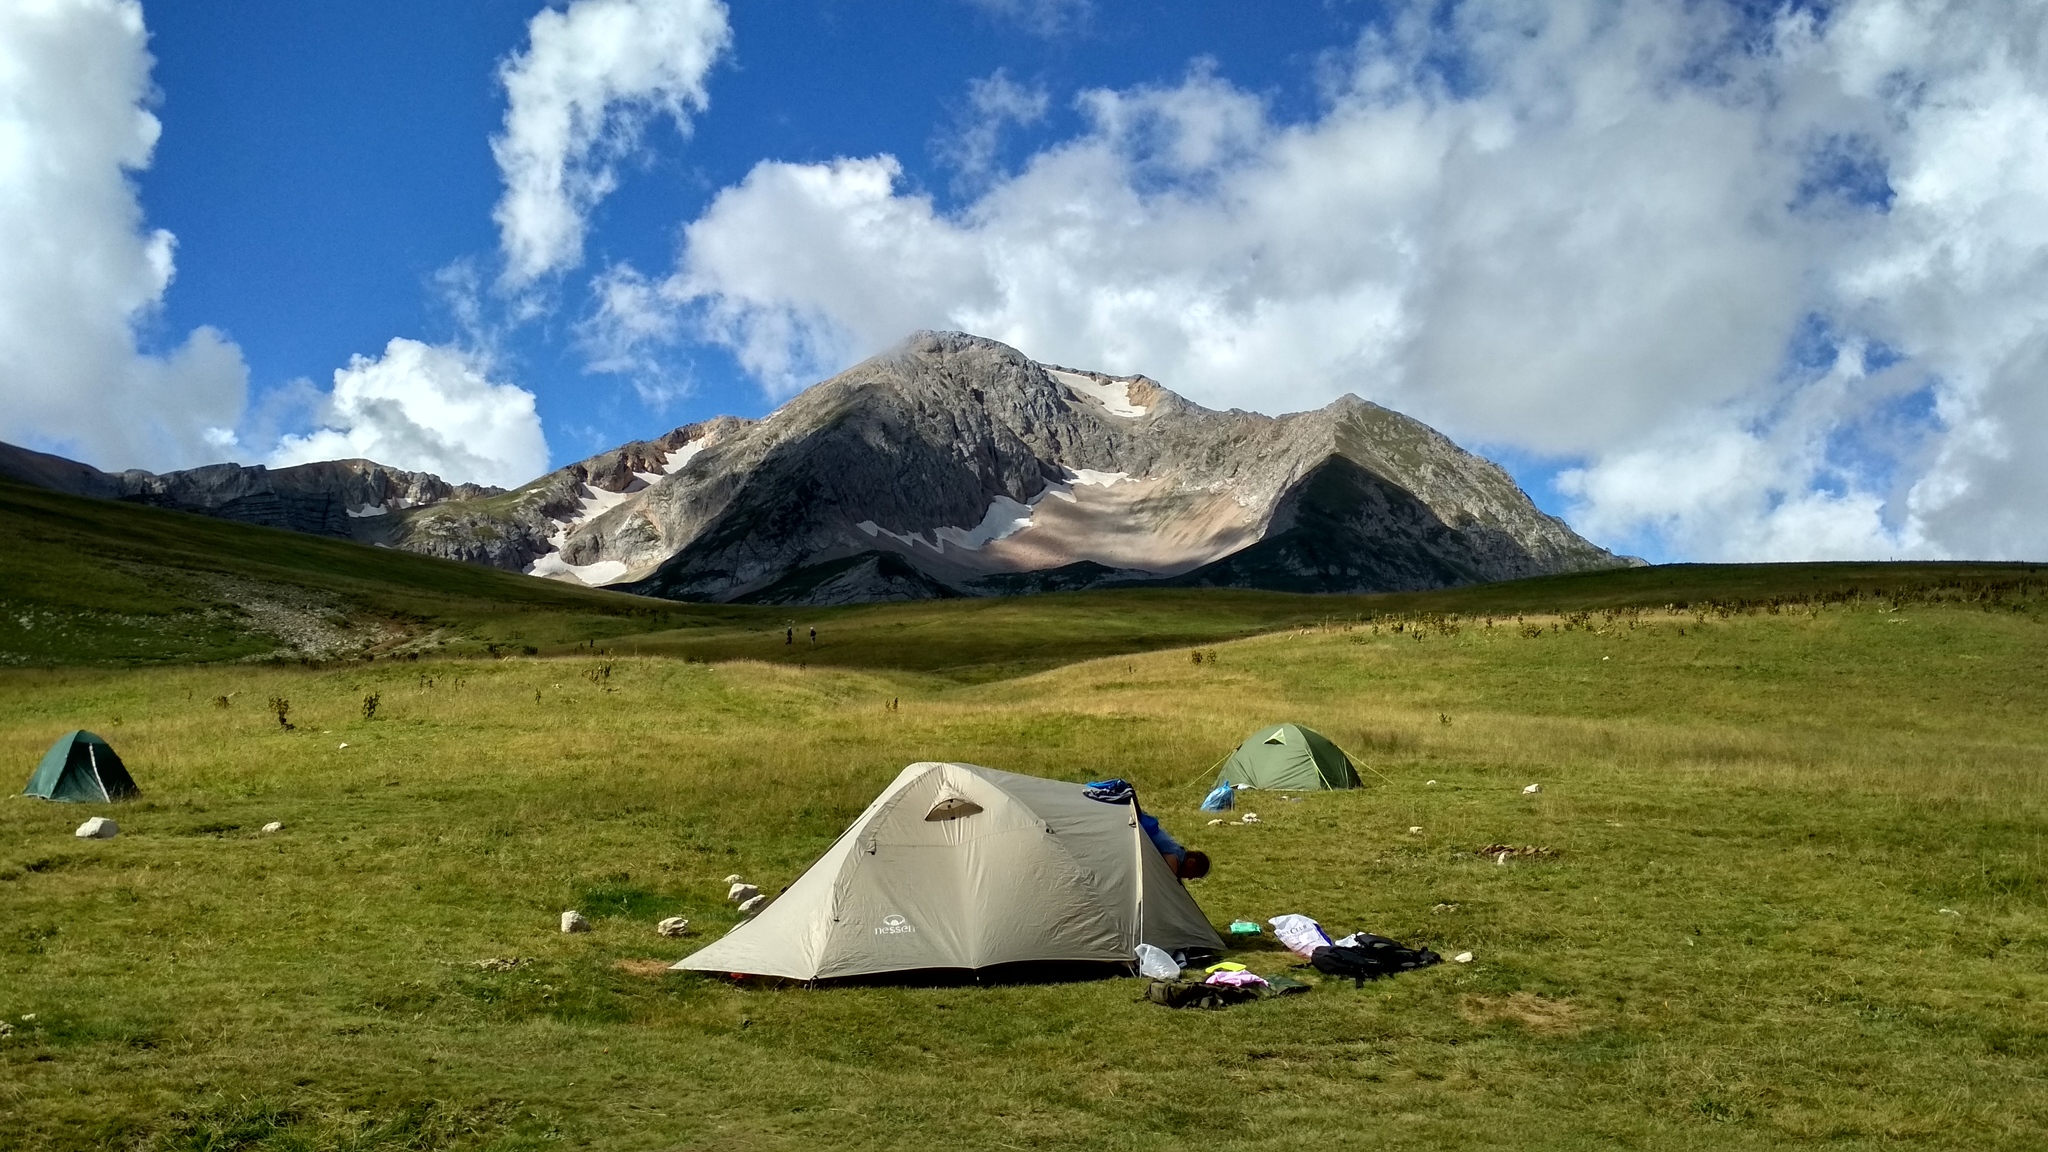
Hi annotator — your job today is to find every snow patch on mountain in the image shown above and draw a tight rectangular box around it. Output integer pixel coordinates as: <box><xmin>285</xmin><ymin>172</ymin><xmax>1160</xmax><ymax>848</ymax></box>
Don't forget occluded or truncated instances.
<box><xmin>1046</xmin><ymin>370</ymin><xmax>1148</xmax><ymax>418</ymax></box>
<box><xmin>527</xmin><ymin>550</ymin><xmax>629</xmax><ymax>586</ymax></box>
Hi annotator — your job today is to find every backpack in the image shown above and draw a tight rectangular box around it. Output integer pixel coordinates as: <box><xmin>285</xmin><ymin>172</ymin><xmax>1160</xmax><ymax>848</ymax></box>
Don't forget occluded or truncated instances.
<box><xmin>1146</xmin><ymin>979</ymin><xmax>1262</xmax><ymax>1009</ymax></box>
<box><xmin>1309</xmin><ymin>936</ymin><xmax>1442</xmax><ymax>984</ymax></box>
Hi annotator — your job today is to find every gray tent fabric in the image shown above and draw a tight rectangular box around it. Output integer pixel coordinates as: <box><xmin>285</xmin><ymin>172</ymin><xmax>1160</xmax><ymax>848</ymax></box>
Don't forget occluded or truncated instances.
<box><xmin>674</xmin><ymin>762</ymin><xmax>1224</xmax><ymax>981</ymax></box>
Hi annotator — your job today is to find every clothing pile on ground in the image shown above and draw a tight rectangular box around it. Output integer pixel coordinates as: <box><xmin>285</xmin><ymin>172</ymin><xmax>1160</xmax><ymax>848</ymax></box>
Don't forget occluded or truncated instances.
<box><xmin>1143</xmin><ymin>912</ymin><xmax>1442</xmax><ymax>1008</ymax></box>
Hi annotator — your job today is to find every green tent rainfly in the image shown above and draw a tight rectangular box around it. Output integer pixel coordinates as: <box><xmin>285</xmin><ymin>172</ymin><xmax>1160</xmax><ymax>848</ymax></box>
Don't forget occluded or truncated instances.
<box><xmin>23</xmin><ymin>730</ymin><xmax>139</xmax><ymax>802</ymax></box>
<box><xmin>1215</xmin><ymin>723</ymin><xmax>1361</xmax><ymax>792</ymax></box>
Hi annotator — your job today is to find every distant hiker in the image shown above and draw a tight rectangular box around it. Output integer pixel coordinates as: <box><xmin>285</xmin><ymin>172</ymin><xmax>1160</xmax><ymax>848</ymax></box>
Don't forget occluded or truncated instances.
<box><xmin>809</xmin><ymin>626</ymin><xmax>816</xmax><ymax>645</ymax></box>
<box><xmin>785</xmin><ymin>627</ymin><xmax>793</xmax><ymax>645</ymax></box>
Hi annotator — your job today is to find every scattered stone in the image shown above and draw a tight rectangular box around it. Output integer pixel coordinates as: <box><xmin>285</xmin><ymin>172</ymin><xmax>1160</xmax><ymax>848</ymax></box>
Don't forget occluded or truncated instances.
<box><xmin>1408</xmin><ymin>826</ymin><xmax>1424</xmax><ymax>834</ymax></box>
<box><xmin>560</xmin><ymin>910</ymin><xmax>591</xmax><ymax>933</ymax></box>
<box><xmin>0</xmin><ymin>1022</ymin><xmax>11</xmax><ymax>1039</ymax></box>
<box><xmin>338</xmin><ymin>742</ymin><xmax>349</xmax><ymax>750</ymax></box>
<box><xmin>1426</xmin><ymin>780</ymin><xmax>1438</xmax><ymax>786</ymax></box>
<box><xmin>261</xmin><ymin>821</ymin><xmax>283</xmax><ymax>834</ymax></box>
<box><xmin>474</xmin><ymin>957</ymin><xmax>528</xmax><ymax>972</ymax></box>
<box><xmin>74</xmin><ymin>817</ymin><xmax>118</xmax><ymax>839</ymax></box>
<box><xmin>1523</xmin><ymin>783</ymin><xmax>1542</xmax><ymax>794</ymax></box>
<box><xmin>723</xmin><ymin>874</ymin><xmax>744</xmax><ymax>884</ymax></box>
<box><xmin>656</xmin><ymin>917</ymin><xmax>691</xmax><ymax>937</ymax></box>
<box><xmin>1239</xmin><ymin>813</ymin><xmax>1260</xmax><ymax>824</ymax></box>
<box><xmin>1476</xmin><ymin>844</ymin><xmax>1561</xmax><ymax>861</ymax></box>
<box><xmin>1206</xmin><ymin>818</ymin><xmax>1224</xmax><ymax>826</ymax></box>
<box><xmin>1939</xmin><ymin>908</ymin><xmax>1961</xmax><ymax>917</ymax></box>
<box><xmin>737</xmin><ymin>894</ymin><xmax>768</xmax><ymax>915</ymax></box>
<box><xmin>728</xmin><ymin>882</ymin><xmax>760</xmax><ymax>903</ymax></box>
<box><xmin>1453</xmin><ymin>951</ymin><xmax>1474</xmax><ymax>964</ymax></box>
<box><xmin>1432</xmin><ymin>903</ymin><xmax>1460</xmax><ymax>914</ymax></box>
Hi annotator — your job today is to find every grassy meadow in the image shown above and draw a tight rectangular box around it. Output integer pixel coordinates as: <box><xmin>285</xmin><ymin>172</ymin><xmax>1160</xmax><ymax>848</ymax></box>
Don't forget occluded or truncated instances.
<box><xmin>3</xmin><ymin>575</ymin><xmax>2046</xmax><ymax>1150</ymax></box>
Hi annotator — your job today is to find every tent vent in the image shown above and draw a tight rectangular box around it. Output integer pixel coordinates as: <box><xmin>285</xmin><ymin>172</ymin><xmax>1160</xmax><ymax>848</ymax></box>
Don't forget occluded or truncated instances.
<box><xmin>924</xmin><ymin>796</ymin><xmax>983</xmax><ymax>822</ymax></box>
<box><xmin>1263</xmin><ymin>732</ymin><xmax>1287</xmax><ymax>744</ymax></box>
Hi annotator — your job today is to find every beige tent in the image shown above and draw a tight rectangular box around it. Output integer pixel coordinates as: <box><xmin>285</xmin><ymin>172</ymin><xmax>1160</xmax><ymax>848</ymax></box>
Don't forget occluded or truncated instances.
<box><xmin>673</xmin><ymin>762</ymin><xmax>1224</xmax><ymax>981</ymax></box>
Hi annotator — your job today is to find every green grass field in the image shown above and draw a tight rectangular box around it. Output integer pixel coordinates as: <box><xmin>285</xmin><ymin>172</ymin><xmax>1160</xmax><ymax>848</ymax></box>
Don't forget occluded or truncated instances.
<box><xmin>3</xmin><ymin>551</ymin><xmax>2045</xmax><ymax>1149</ymax></box>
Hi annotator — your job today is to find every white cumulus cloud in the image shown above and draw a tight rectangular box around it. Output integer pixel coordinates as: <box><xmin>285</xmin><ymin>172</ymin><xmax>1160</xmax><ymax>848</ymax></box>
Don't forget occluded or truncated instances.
<box><xmin>611</xmin><ymin>0</ymin><xmax>2048</xmax><ymax>563</ymax></box>
<box><xmin>270</xmin><ymin>339</ymin><xmax>550</xmax><ymax>489</ymax></box>
<box><xmin>0</xmin><ymin>0</ymin><xmax>249</xmax><ymax>472</ymax></box>
<box><xmin>491</xmin><ymin>0</ymin><xmax>731</xmax><ymax>288</ymax></box>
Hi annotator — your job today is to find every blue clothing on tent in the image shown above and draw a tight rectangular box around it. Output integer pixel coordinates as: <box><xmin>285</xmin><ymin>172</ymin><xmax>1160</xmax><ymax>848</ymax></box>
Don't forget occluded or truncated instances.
<box><xmin>1083</xmin><ymin>778</ymin><xmax>1136</xmax><ymax>804</ymax></box>
<box><xmin>1200</xmin><ymin>783</ymin><xmax>1236</xmax><ymax>812</ymax></box>
<box><xmin>1085</xmin><ymin>778</ymin><xmax>1185</xmax><ymax>861</ymax></box>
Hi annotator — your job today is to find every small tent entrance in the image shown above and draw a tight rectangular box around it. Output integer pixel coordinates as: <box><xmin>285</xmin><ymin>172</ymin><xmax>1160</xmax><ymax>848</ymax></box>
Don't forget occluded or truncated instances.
<box><xmin>1215</xmin><ymin>723</ymin><xmax>1360</xmax><ymax>792</ymax></box>
<box><xmin>23</xmin><ymin>731</ymin><xmax>139</xmax><ymax>802</ymax></box>
<box><xmin>674</xmin><ymin>762</ymin><xmax>1223</xmax><ymax>982</ymax></box>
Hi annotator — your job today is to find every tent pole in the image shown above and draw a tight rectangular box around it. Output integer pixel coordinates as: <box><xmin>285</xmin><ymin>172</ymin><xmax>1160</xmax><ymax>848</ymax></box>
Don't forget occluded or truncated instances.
<box><xmin>1336</xmin><ymin>743</ymin><xmax>1393</xmax><ymax>785</ymax></box>
<box><xmin>1179</xmin><ymin>752</ymin><xmax>1231</xmax><ymax>789</ymax></box>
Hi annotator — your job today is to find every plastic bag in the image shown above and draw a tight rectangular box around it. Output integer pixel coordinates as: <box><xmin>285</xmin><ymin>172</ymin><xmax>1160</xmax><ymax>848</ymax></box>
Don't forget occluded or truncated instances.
<box><xmin>1199</xmin><ymin>783</ymin><xmax>1236</xmax><ymax>812</ymax></box>
<box><xmin>1135</xmin><ymin>943</ymin><xmax>1182</xmax><ymax>980</ymax></box>
<box><xmin>1268</xmin><ymin>914</ymin><xmax>1333</xmax><ymax>958</ymax></box>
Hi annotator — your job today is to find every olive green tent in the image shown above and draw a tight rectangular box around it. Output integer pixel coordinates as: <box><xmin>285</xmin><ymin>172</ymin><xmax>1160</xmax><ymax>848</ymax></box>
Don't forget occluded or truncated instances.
<box><xmin>674</xmin><ymin>762</ymin><xmax>1223</xmax><ymax>981</ymax></box>
<box><xmin>23</xmin><ymin>731</ymin><xmax>139</xmax><ymax>802</ymax></box>
<box><xmin>1215</xmin><ymin>723</ymin><xmax>1360</xmax><ymax>791</ymax></box>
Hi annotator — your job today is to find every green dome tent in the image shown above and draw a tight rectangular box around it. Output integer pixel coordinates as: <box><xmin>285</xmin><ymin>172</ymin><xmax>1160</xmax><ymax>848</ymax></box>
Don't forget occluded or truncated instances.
<box><xmin>24</xmin><ymin>731</ymin><xmax>139</xmax><ymax>803</ymax></box>
<box><xmin>1215</xmin><ymin>723</ymin><xmax>1361</xmax><ymax>792</ymax></box>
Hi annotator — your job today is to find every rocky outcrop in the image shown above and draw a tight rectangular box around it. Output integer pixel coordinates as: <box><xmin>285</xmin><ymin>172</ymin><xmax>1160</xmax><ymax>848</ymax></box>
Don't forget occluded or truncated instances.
<box><xmin>2</xmin><ymin>331</ymin><xmax>1629</xmax><ymax>603</ymax></box>
<box><xmin>0</xmin><ymin>442</ymin><xmax>498</xmax><ymax>542</ymax></box>
<box><xmin>478</xmin><ymin>330</ymin><xmax>1625</xmax><ymax>602</ymax></box>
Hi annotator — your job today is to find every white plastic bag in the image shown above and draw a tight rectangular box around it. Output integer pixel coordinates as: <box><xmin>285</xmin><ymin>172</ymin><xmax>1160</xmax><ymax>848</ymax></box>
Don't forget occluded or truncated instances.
<box><xmin>1268</xmin><ymin>914</ymin><xmax>1332</xmax><ymax>958</ymax></box>
<box><xmin>1135</xmin><ymin>943</ymin><xmax>1182</xmax><ymax>980</ymax></box>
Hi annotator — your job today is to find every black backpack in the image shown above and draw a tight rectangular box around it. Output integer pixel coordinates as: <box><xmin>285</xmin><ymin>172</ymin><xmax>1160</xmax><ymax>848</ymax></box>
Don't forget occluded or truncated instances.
<box><xmin>1309</xmin><ymin>936</ymin><xmax>1442</xmax><ymax>984</ymax></box>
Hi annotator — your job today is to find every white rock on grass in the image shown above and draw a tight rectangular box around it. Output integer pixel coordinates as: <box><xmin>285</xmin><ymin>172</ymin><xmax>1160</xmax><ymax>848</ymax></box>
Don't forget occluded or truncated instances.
<box><xmin>723</xmin><ymin>874</ymin><xmax>744</xmax><ymax>884</ymax></box>
<box><xmin>738</xmin><ymin>894</ymin><xmax>768</xmax><ymax>915</ymax></box>
<box><xmin>74</xmin><ymin>817</ymin><xmax>118</xmax><ymax>839</ymax></box>
<box><xmin>1408</xmin><ymin>826</ymin><xmax>1424</xmax><ymax>834</ymax></box>
<box><xmin>728</xmin><ymin>882</ymin><xmax>760</xmax><ymax>903</ymax></box>
<box><xmin>1454</xmin><ymin>951</ymin><xmax>1474</xmax><ymax>964</ymax></box>
<box><xmin>560</xmin><ymin>910</ymin><xmax>591</xmax><ymax>933</ymax></box>
<box><xmin>1523</xmin><ymin>783</ymin><xmax>1542</xmax><ymax>794</ymax></box>
<box><xmin>656</xmin><ymin>917</ymin><xmax>691</xmax><ymax>937</ymax></box>
<box><xmin>261</xmin><ymin>821</ymin><xmax>283</xmax><ymax>834</ymax></box>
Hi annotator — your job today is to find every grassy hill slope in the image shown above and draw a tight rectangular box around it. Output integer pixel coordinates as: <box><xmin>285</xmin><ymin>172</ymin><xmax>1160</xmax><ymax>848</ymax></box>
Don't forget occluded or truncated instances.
<box><xmin>5</xmin><ymin>475</ymin><xmax>2041</xmax><ymax>683</ymax></box>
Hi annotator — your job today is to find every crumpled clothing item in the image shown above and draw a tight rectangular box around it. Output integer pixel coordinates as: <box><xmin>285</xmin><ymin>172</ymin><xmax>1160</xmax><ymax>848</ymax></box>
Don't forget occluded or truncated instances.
<box><xmin>1268</xmin><ymin>914</ymin><xmax>1334</xmax><ymax>958</ymax></box>
<box><xmin>1083</xmin><ymin>779</ymin><xmax>1136</xmax><ymax>804</ymax></box>
<box><xmin>1205</xmin><ymin>970</ymin><xmax>1271</xmax><ymax>989</ymax></box>
<box><xmin>1204</xmin><ymin>961</ymin><xmax>1248</xmax><ymax>974</ymax></box>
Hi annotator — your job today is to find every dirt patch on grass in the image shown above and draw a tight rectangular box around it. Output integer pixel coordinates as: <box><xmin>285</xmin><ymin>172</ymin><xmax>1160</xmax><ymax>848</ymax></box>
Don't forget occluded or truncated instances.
<box><xmin>1461</xmin><ymin>992</ymin><xmax>1584</xmax><ymax>1035</ymax></box>
<box><xmin>613</xmin><ymin>958</ymin><xmax>677</xmax><ymax>979</ymax></box>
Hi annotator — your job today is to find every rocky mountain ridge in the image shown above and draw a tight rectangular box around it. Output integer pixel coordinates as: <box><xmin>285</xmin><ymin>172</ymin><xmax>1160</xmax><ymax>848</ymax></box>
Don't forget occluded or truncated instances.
<box><xmin>0</xmin><ymin>442</ymin><xmax>497</xmax><ymax>543</ymax></box>
<box><xmin>2</xmin><ymin>331</ymin><xmax>1631</xmax><ymax>603</ymax></box>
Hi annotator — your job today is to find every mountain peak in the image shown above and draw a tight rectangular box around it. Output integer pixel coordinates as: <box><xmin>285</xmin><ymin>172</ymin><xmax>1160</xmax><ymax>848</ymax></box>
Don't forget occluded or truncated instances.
<box><xmin>2</xmin><ymin>331</ymin><xmax>1625</xmax><ymax>603</ymax></box>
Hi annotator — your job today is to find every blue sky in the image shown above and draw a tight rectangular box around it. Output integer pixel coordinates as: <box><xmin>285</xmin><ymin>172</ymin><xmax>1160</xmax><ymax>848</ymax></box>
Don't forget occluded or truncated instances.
<box><xmin>4</xmin><ymin>0</ymin><xmax>2046</xmax><ymax>564</ymax></box>
<box><xmin>136</xmin><ymin>0</ymin><xmax>1381</xmax><ymax>458</ymax></box>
